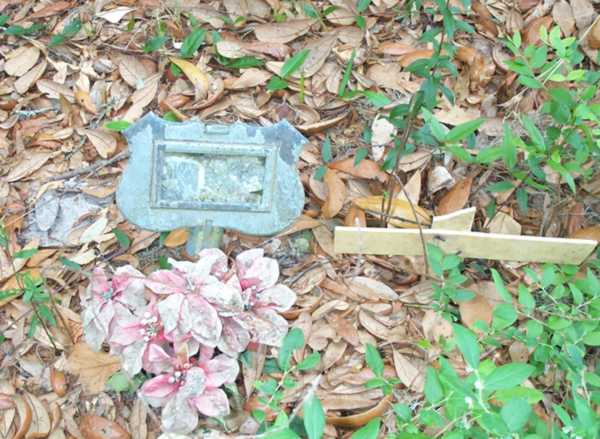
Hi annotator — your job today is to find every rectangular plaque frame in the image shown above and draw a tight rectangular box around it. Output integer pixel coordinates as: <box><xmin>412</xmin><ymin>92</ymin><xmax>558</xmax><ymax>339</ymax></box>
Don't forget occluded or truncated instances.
<box><xmin>150</xmin><ymin>140</ymin><xmax>277</xmax><ymax>212</ymax></box>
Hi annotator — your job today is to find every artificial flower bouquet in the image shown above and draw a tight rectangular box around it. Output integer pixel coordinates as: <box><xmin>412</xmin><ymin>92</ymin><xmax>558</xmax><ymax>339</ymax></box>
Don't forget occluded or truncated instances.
<box><xmin>80</xmin><ymin>248</ymin><xmax>296</xmax><ymax>433</ymax></box>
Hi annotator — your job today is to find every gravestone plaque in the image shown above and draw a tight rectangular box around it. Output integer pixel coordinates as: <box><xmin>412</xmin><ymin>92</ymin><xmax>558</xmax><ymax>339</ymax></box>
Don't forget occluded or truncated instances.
<box><xmin>116</xmin><ymin>112</ymin><xmax>307</xmax><ymax>244</ymax></box>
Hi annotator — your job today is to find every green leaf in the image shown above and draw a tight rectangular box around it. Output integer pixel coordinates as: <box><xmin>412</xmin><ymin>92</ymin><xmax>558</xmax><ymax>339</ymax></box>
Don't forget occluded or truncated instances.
<box><xmin>518</xmin><ymin>284</ymin><xmax>535</xmax><ymax>314</ymax></box>
<box><xmin>266</xmin><ymin>76</ymin><xmax>288</xmax><ymax>91</ymax></box>
<box><xmin>483</xmin><ymin>363</ymin><xmax>535</xmax><ymax>391</ymax></box>
<box><xmin>112</xmin><ymin>228</ymin><xmax>131</xmax><ymax>250</ymax></box>
<box><xmin>59</xmin><ymin>256</ymin><xmax>81</xmax><ymax>271</ymax></box>
<box><xmin>278</xmin><ymin>328</ymin><xmax>304</xmax><ymax>371</ymax></box>
<box><xmin>281</xmin><ymin>48</ymin><xmax>310</xmax><ymax>78</ymax></box>
<box><xmin>495</xmin><ymin>386</ymin><xmax>544</xmax><ymax>404</ymax></box>
<box><xmin>219</xmin><ymin>55</ymin><xmax>264</xmax><ymax>69</ymax></box>
<box><xmin>444</xmin><ymin>118</ymin><xmax>484</xmax><ymax>143</ymax></box>
<box><xmin>492</xmin><ymin>303</ymin><xmax>517</xmax><ymax>329</ymax></box>
<box><xmin>351</xmin><ymin>418</ymin><xmax>380</xmax><ymax>439</ymax></box>
<box><xmin>143</xmin><ymin>34</ymin><xmax>167</xmax><ymax>53</ymax></box>
<box><xmin>487</xmin><ymin>181</ymin><xmax>514</xmax><ymax>193</ymax></box>
<box><xmin>322</xmin><ymin>136</ymin><xmax>332</xmax><ymax>162</ymax></box>
<box><xmin>180</xmin><ymin>28</ymin><xmax>206</xmax><ymax>58</ymax></box>
<box><xmin>49</xmin><ymin>19</ymin><xmax>81</xmax><ymax>47</ymax></box>
<box><xmin>314</xmin><ymin>166</ymin><xmax>326</xmax><ymax>181</ymax></box>
<box><xmin>104</xmin><ymin>120</ymin><xmax>131</xmax><ymax>132</ymax></box>
<box><xmin>0</xmin><ymin>15</ymin><xmax>10</xmax><ymax>26</ymax></box>
<box><xmin>357</xmin><ymin>0</ymin><xmax>371</xmax><ymax>13</ymax></box>
<box><xmin>365</xmin><ymin>344</ymin><xmax>384</xmax><ymax>377</ymax></box>
<box><xmin>518</xmin><ymin>75</ymin><xmax>543</xmax><ymax>89</ymax></box>
<box><xmin>521</xmin><ymin>115</ymin><xmax>545</xmax><ymax>149</ymax></box>
<box><xmin>424</xmin><ymin>368</ymin><xmax>444</xmax><ymax>403</ymax></box>
<box><xmin>452</xmin><ymin>324</ymin><xmax>480</xmax><ymax>369</ymax></box>
<box><xmin>501</xmin><ymin>398</ymin><xmax>531</xmax><ymax>432</ymax></box>
<box><xmin>354</xmin><ymin>147</ymin><xmax>368</xmax><ymax>167</ymax></box>
<box><xmin>355</xmin><ymin>15</ymin><xmax>366</xmax><ymax>30</ymax></box>
<box><xmin>338</xmin><ymin>49</ymin><xmax>356</xmax><ymax>96</ymax></box>
<box><xmin>583</xmin><ymin>331</ymin><xmax>600</xmax><ymax>346</ymax></box>
<box><xmin>107</xmin><ymin>371</ymin><xmax>133</xmax><ymax>392</ymax></box>
<box><xmin>303</xmin><ymin>394</ymin><xmax>325</xmax><ymax>439</ymax></box>
<box><xmin>297</xmin><ymin>352</ymin><xmax>321</xmax><ymax>370</ymax></box>
<box><xmin>13</xmin><ymin>248</ymin><xmax>38</xmax><ymax>259</ymax></box>
<box><xmin>362</xmin><ymin>91</ymin><xmax>391</xmax><ymax>108</ymax></box>
<box><xmin>490</xmin><ymin>269</ymin><xmax>512</xmax><ymax>302</ymax></box>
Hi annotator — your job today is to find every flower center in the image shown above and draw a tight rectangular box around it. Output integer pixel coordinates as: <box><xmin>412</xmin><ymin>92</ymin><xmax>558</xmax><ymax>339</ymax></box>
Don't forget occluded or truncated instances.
<box><xmin>139</xmin><ymin>312</ymin><xmax>161</xmax><ymax>341</ymax></box>
<box><xmin>167</xmin><ymin>363</ymin><xmax>191</xmax><ymax>385</ymax></box>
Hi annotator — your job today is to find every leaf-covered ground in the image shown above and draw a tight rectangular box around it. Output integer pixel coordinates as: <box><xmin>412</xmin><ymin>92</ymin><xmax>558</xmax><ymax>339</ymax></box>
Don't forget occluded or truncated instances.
<box><xmin>1</xmin><ymin>0</ymin><xmax>600</xmax><ymax>438</ymax></box>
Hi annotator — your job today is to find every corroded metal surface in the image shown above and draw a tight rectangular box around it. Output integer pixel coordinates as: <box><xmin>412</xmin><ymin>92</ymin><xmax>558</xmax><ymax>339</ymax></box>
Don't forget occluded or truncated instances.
<box><xmin>116</xmin><ymin>113</ymin><xmax>307</xmax><ymax>235</ymax></box>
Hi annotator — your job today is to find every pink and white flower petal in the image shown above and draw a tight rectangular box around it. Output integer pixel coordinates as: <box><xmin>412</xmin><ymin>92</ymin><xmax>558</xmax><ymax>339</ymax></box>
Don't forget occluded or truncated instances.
<box><xmin>256</xmin><ymin>284</ymin><xmax>296</xmax><ymax>312</ymax></box>
<box><xmin>157</xmin><ymin>294</ymin><xmax>186</xmax><ymax>335</ymax></box>
<box><xmin>140</xmin><ymin>374</ymin><xmax>179</xmax><ymax>407</ymax></box>
<box><xmin>200</xmin><ymin>279</ymin><xmax>244</xmax><ymax>316</ymax></box>
<box><xmin>161</xmin><ymin>392</ymin><xmax>199</xmax><ymax>434</ymax></box>
<box><xmin>218</xmin><ymin>318</ymin><xmax>251</xmax><ymax>357</ymax></box>
<box><xmin>236</xmin><ymin>249</ymin><xmax>279</xmax><ymax>291</ymax></box>
<box><xmin>204</xmin><ymin>354</ymin><xmax>239</xmax><ymax>387</ymax></box>
<box><xmin>121</xmin><ymin>339</ymin><xmax>147</xmax><ymax>376</ymax></box>
<box><xmin>188</xmin><ymin>296</ymin><xmax>222</xmax><ymax>347</ymax></box>
<box><xmin>146</xmin><ymin>270</ymin><xmax>187</xmax><ymax>295</ymax></box>
<box><xmin>143</xmin><ymin>343</ymin><xmax>172</xmax><ymax>374</ymax></box>
<box><xmin>191</xmin><ymin>388</ymin><xmax>231</xmax><ymax>418</ymax></box>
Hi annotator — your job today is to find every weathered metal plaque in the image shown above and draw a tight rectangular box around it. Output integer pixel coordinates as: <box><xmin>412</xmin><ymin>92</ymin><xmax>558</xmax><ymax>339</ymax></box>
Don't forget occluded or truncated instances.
<box><xmin>116</xmin><ymin>113</ymin><xmax>307</xmax><ymax>235</ymax></box>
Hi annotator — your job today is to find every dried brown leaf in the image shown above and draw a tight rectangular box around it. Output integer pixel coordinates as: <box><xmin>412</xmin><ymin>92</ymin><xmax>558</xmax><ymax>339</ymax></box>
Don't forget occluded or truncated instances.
<box><xmin>392</xmin><ymin>350</ymin><xmax>424</xmax><ymax>392</ymax></box>
<box><xmin>163</xmin><ymin>228</ymin><xmax>189</xmax><ymax>248</ymax></box>
<box><xmin>353</xmin><ymin>196</ymin><xmax>431</xmax><ymax>228</ymax></box>
<box><xmin>80</xmin><ymin>415</ymin><xmax>130</xmax><ymax>439</ymax></box>
<box><xmin>329</xmin><ymin>158</ymin><xmax>387</xmax><ymax>182</ymax></box>
<box><xmin>569</xmin><ymin>225</ymin><xmax>600</xmax><ymax>241</ymax></box>
<box><xmin>437</xmin><ymin>176</ymin><xmax>473</xmax><ymax>215</ymax></box>
<box><xmin>23</xmin><ymin>392</ymin><xmax>51</xmax><ymax>438</ymax></box>
<box><xmin>14</xmin><ymin>60</ymin><xmax>47</xmax><ymax>95</ymax></box>
<box><xmin>5</xmin><ymin>46</ymin><xmax>40</xmax><ymax>77</ymax></box>
<box><xmin>82</xmin><ymin>129</ymin><xmax>117</xmax><ymax>159</ymax></box>
<box><xmin>6</xmin><ymin>151</ymin><xmax>53</xmax><ymax>182</ymax></box>
<box><xmin>322</xmin><ymin>169</ymin><xmax>347</xmax><ymax>219</ymax></box>
<box><xmin>254</xmin><ymin>19</ymin><xmax>313</xmax><ymax>43</ymax></box>
<box><xmin>347</xmin><ymin>277</ymin><xmax>399</xmax><ymax>301</ymax></box>
<box><xmin>66</xmin><ymin>343</ymin><xmax>121</xmax><ymax>394</ymax></box>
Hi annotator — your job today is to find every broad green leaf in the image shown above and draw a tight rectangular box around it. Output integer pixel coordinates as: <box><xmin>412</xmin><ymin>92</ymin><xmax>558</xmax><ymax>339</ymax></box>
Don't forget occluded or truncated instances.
<box><xmin>365</xmin><ymin>344</ymin><xmax>384</xmax><ymax>377</ymax></box>
<box><xmin>487</xmin><ymin>181</ymin><xmax>514</xmax><ymax>193</ymax></box>
<box><xmin>444</xmin><ymin>118</ymin><xmax>484</xmax><ymax>143</ymax></box>
<box><xmin>104</xmin><ymin>120</ymin><xmax>131</xmax><ymax>132</ymax></box>
<box><xmin>303</xmin><ymin>395</ymin><xmax>325</xmax><ymax>439</ymax></box>
<box><xmin>518</xmin><ymin>75</ymin><xmax>543</xmax><ymax>89</ymax></box>
<box><xmin>362</xmin><ymin>91</ymin><xmax>391</xmax><ymax>108</ymax></box>
<box><xmin>314</xmin><ymin>166</ymin><xmax>326</xmax><ymax>181</ymax></box>
<box><xmin>49</xmin><ymin>19</ymin><xmax>81</xmax><ymax>47</ymax></box>
<box><xmin>501</xmin><ymin>398</ymin><xmax>531</xmax><ymax>432</ymax></box>
<box><xmin>143</xmin><ymin>34</ymin><xmax>167</xmax><ymax>53</ymax></box>
<box><xmin>492</xmin><ymin>303</ymin><xmax>517</xmax><ymax>329</ymax></box>
<box><xmin>357</xmin><ymin>0</ymin><xmax>371</xmax><ymax>13</ymax></box>
<box><xmin>424</xmin><ymin>368</ymin><xmax>443</xmax><ymax>403</ymax></box>
<box><xmin>297</xmin><ymin>352</ymin><xmax>321</xmax><ymax>370</ymax></box>
<box><xmin>354</xmin><ymin>147</ymin><xmax>368</xmax><ymax>166</ymax></box>
<box><xmin>112</xmin><ymin>228</ymin><xmax>131</xmax><ymax>250</ymax></box>
<box><xmin>281</xmin><ymin>48</ymin><xmax>310</xmax><ymax>78</ymax></box>
<box><xmin>521</xmin><ymin>115</ymin><xmax>545</xmax><ymax>150</ymax></box>
<box><xmin>495</xmin><ymin>386</ymin><xmax>544</xmax><ymax>404</ymax></box>
<box><xmin>278</xmin><ymin>328</ymin><xmax>304</xmax><ymax>371</ymax></box>
<box><xmin>583</xmin><ymin>331</ymin><xmax>600</xmax><ymax>346</ymax></box>
<box><xmin>266</xmin><ymin>76</ymin><xmax>288</xmax><ymax>91</ymax></box>
<box><xmin>452</xmin><ymin>324</ymin><xmax>480</xmax><ymax>369</ymax></box>
<box><xmin>13</xmin><ymin>248</ymin><xmax>38</xmax><ymax>259</ymax></box>
<box><xmin>490</xmin><ymin>269</ymin><xmax>512</xmax><ymax>302</ymax></box>
<box><xmin>59</xmin><ymin>256</ymin><xmax>81</xmax><ymax>271</ymax></box>
<box><xmin>180</xmin><ymin>28</ymin><xmax>206</xmax><ymax>58</ymax></box>
<box><xmin>351</xmin><ymin>418</ymin><xmax>380</xmax><ymax>439</ymax></box>
<box><xmin>483</xmin><ymin>363</ymin><xmax>535</xmax><ymax>391</ymax></box>
<box><xmin>518</xmin><ymin>284</ymin><xmax>535</xmax><ymax>314</ymax></box>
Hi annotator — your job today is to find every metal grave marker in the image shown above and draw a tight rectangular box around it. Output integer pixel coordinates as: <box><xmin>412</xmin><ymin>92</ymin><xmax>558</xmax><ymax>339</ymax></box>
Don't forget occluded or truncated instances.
<box><xmin>116</xmin><ymin>112</ymin><xmax>307</xmax><ymax>253</ymax></box>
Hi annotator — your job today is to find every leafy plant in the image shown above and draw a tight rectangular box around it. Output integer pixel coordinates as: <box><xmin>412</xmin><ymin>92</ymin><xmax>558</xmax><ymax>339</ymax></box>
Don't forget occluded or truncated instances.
<box><xmin>267</xmin><ymin>49</ymin><xmax>311</xmax><ymax>92</ymax></box>
<box><xmin>252</xmin><ymin>327</ymin><xmax>324</xmax><ymax>438</ymax></box>
<box><xmin>49</xmin><ymin>18</ymin><xmax>81</xmax><ymax>47</ymax></box>
<box><xmin>143</xmin><ymin>20</ymin><xmax>168</xmax><ymax>53</ymax></box>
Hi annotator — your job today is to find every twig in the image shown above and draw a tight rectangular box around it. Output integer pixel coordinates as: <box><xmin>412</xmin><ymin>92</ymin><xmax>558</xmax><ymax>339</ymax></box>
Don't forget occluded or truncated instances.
<box><xmin>47</xmin><ymin>150</ymin><xmax>130</xmax><ymax>182</ymax></box>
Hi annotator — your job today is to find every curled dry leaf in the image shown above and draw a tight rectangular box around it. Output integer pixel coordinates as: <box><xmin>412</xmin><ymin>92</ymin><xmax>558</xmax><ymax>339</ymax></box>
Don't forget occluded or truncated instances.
<box><xmin>50</xmin><ymin>368</ymin><xmax>68</xmax><ymax>397</ymax></box>
<box><xmin>170</xmin><ymin>58</ymin><xmax>209</xmax><ymax>100</ymax></box>
<box><xmin>322</xmin><ymin>169</ymin><xmax>347</xmax><ymax>219</ymax></box>
<box><xmin>568</xmin><ymin>225</ymin><xmax>600</xmax><ymax>241</ymax></box>
<box><xmin>227</xmin><ymin>68</ymin><xmax>271</xmax><ymax>90</ymax></box>
<box><xmin>588</xmin><ymin>18</ymin><xmax>600</xmax><ymax>49</ymax></box>
<box><xmin>458</xmin><ymin>281</ymin><xmax>503</xmax><ymax>329</ymax></box>
<box><xmin>6</xmin><ymin>151</ymin><xmax>53</xmax><ymax>182</ymax></box>
<box><xmin>163</xmin><ymin>229</ymin><xmax>189</xmax><ymax>248</ymax></box>
<box><xmin>23</xmin><ymin>393</ymin><xmax>51</xmax><ymax>438</ymax></box>
<box><xmin>326</xmin><ymin>395</ymin><xmax>392</xmax><ymax>427</ymax></box>
<box><xmin>80</xmin><ymin>415</ymin><xmax>131</xmax><ymax>439</ymax></box>
<box><xmin>66</xmin><ymin>343</ymin><xmax>121</xmax><ymax>394</ymax></box>
<box><xmin>329</xmin><ymin>158</ymin><xmax>387</xmax><ymax>182</ymax></box>
<box><xmin>344</xmin><ymin>205</ymin><xmax>367</xmax><ymax>227</ymax></box>
<box><xmin>118</xmin><ymin>55</ymin><xmax>152</xmax><ymax>89</ymax></box>
<box><xmin>398</xmin><ymin>49</ymin><xmax>434</xmax><ymax>67</ymax></box>
<box><xmin>82</xmin><ymin>129</ymin><xmax>117</xmax><ymax>159</ymax></box>
<box><xmin>352</xmin><ymin>196</ymin><xmax>431</xmax><ymax>228</ymax></box>
<box><xmin>393</xmin><ymin>350</ymin><xmax>424</xmax><ymax>392</ymax></box>
<box><xmin>254</xmin><ymin>19</ymin><xmax>313</xmax><ymax>43</ymax></box>
<box><xmin>298</xmin><ymin>112</ymin><xmax>349</xmax><ymax>135</ymax></box>
<box><xmin>552</xmin><ymin>0</ymin><xmax>576</xmax><ymax>36</ymax></box>
<box><xmin>12</xmin><ymin>395</ymin><xmax>32</xmax><ymax>439</ymax></box>
<box><xmin>571</xmin><ymin>0</ymin><xmax>595</xmax><ymax>30</ymax></box>
<box><xmin>14</xmin><ymin>60</ymin><xmax>47</xmax><ymax>95</ymax></box>
<box><xmin>4</xmin><ymin>46</ymin><xmax>40</xmax><ymax>77</ymax></box>
<box><xmin>437</xmin><ymin>176</ymin><xmax>473</xmax><ymax>215</ymax></box>
<box><xmin>346</xmin><ymin>276</ymin><xmax>399</xmax><ymax>301</ymax></box>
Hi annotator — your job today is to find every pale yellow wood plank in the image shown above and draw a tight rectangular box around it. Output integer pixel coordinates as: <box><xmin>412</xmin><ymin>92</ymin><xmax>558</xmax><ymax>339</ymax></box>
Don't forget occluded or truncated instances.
<box><xmin>431</xmin><ymin>207</ymin><xmax>476</xmax><ymax>231</ymax></box>
<box><xmin>334</xmin><ymin>227</ymin><xmax>597</xmax><ymax>264</ymax></box>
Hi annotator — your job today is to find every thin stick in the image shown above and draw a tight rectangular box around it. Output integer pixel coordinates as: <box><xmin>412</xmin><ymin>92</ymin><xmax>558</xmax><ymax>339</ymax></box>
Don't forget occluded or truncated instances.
<box><xmin>47</xmin><ymin>150</ymin><xmax>129</xmax><ymax>182</ymax></box>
